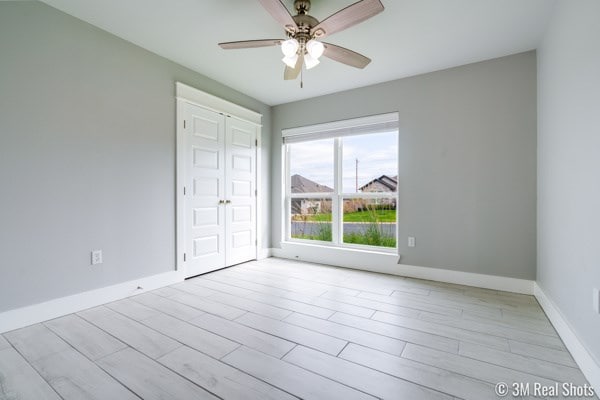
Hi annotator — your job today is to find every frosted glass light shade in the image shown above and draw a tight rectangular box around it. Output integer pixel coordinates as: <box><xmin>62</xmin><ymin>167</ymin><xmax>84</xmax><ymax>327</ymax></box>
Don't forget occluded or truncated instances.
<box><xmin>282</xmin><ymin>54</ymin><xmax>298</xmax><ymax>68</ymax></box>
<box><xmin>304</xmin><ymin>53</ymin><xmax>320</xmax><ymax>69</ymax></box>
<box><xmin>306</xmin><ymin>40</ymin><xmax>324</xmax><ymax>59</ymax></box>
<box><xmin>281</xmin><ymin>39</ymin><xmax>299</xmax><ymax>57</ymax></box>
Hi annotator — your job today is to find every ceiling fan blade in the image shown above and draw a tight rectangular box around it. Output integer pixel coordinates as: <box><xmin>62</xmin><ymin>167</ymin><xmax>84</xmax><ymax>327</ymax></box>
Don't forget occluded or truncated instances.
<box><xmin>310</xmin><ymin>0</ymin><xmax>384</xmax><ymax>38</ymax></box>
<box><xmin>322</xmin><ymin>42</ymin><xmax>371</xmax><ymax>69</ymax></box>
<box><xmin>258</xmin><ymin>0</ymin><xmax>297</xmax><ymax>33</ymax></box>
<box><xmin>284</xmin><ymin>56</ymin><xmax>303</xmax><ymax>80</ymax></box>
<box><xmin>219</xmin><ymin>39</ymin><xmax>283</xmax><ymax>49</ymax></box>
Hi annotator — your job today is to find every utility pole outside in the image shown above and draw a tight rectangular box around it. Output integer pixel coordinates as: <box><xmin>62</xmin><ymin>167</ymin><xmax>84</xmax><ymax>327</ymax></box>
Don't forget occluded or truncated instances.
<box><xmin>355</xmin><ymin>158</ymin><xmax>359</xmax><ymax>192</ymax></box>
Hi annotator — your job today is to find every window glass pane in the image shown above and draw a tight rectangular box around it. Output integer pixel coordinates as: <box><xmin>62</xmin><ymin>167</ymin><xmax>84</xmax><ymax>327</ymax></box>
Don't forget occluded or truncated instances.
<box><xmin>290</xmin><ymin>198</ymin><xmax>332</xmax><ymax>242</ymax></box>
<box><xmin>342</xmin><ymin>131</ymin><xmax>398</xmax><ymax>194</ymax></box>
<box><xmin>289</xmin><ymin>139</ymin><xmax>334</xmax><ymax>193</ymax></box>
<box><xmin>287</xmin><ymin>128</ymin><xmax>398</xmax><ymax>249</ymax></box>
<box><xmin>342</xmin><ymin>198</ymin><xmax>396</xmax><ymax>248</ymax></box>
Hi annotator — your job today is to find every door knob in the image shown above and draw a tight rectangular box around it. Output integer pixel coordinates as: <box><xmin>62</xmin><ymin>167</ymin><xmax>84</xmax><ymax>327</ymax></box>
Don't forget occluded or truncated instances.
<box><xmin>218</xmin><ymin>200</ymin><xmax>225</xmax><ymax>204</ymax></box>
<box><xmin>225</xmin><ymin>200</ymin><xmax>231</xmax><ymax>204</ymax></box>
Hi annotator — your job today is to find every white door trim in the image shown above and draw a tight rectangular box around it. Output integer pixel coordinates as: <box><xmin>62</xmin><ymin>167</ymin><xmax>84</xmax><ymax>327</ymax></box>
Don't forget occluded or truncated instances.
<box><xmin>176</xmin><ymin>82</ymin><xmax>262</xmax><ymax>125</ymax></box>
<box><xmin>175</xmin><ymin>83</ymin><xmax>262</xmax><ymax>273</ymax></box>
<box><xmin>176</xmin><ymin>98</ymin><xmax>186</xmax><ymax>271</ymax></box>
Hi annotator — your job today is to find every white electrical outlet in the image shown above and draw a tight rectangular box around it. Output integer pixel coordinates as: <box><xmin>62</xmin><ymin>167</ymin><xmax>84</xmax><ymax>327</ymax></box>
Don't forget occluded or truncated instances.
<box><xmin>408</xmin><ymin>236</ymin><xmax>416</xmax><ymax>248</ymax></box>
<box><xmin>594</xmin><ymin>288</ymin><xmax>600</xmax><ymax>314</ymax></box>
<box><xmin>91</xmin><ymin>250</ymin><xmax>103</xmax><ymax>265</ymax></box>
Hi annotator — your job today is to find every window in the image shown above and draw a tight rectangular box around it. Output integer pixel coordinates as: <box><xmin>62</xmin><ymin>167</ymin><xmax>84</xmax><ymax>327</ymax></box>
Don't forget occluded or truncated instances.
<box><xmin>284</xmin><ymin>113</ymin><xmax>398</xmax><ymax>251</ymax></box>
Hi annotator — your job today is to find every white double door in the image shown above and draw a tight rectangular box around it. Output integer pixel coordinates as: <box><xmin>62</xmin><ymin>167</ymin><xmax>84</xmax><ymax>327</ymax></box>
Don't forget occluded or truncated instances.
<box><xmin>184</xmin><ymin>102</ymin><xmax>257</xmax><ymax>277</ymax></box>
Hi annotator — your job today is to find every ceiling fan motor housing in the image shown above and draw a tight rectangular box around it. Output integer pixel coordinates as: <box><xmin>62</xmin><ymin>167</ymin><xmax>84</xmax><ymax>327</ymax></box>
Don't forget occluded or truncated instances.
<box><xmin>290</xmin><ymin>0</ymin><xmax>321</xmax><ymax>55</ymax></box>
<box><xmin>292</xmin><ymin>14</ymin><xmax>319</xmax><ymax>48</ymax></box>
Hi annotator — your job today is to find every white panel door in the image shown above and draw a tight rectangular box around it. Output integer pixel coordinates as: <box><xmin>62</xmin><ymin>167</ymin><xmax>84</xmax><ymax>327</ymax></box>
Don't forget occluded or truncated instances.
<box><xmin>185</xmin><ymin>103</ymin><xmax>226</xmax><ymax>277</ymax></box>
<box><xmin>225</xmin><ymin>117</ymin><xmax>257</xmax><ymax>266</ymax></box>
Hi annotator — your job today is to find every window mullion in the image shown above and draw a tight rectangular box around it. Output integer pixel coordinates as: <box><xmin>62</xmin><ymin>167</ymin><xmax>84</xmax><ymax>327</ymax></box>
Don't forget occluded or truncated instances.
<box><xmin>284</xmin><ymin>144</ymin><xmax>291</xmax><ymax>242</ymax></box>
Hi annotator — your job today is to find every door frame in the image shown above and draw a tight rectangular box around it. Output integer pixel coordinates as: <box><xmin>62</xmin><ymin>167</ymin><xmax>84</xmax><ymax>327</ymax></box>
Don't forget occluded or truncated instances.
<box><xmin>175</xmin><ymin>82</ymin><xmax>263</xmax><ymax>274</ymax></box>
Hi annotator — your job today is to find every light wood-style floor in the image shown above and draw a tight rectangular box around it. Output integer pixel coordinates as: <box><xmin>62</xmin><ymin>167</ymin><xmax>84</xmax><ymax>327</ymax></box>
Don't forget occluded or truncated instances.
<box><xmin>0</xmin><ymin>258</ymin><xmax>594</xmax><ymax>400</ymax></box>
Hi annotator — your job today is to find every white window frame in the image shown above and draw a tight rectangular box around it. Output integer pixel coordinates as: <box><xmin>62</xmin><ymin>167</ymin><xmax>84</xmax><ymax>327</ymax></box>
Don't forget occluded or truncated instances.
<box><xmin>283</xmin><ymin>113</ymin><xmax>399</xmax><ymax>253</ymax></box>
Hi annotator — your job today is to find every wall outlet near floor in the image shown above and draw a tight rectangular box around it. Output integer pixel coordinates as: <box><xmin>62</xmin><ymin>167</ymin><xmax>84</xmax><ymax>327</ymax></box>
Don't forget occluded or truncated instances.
<box><xmin>91</xmin><ymin>250</ymin><xmax>103</xmax><ymax>265</ymax></box>
<box><xmin>594</xmin><ymin>288</ymin><xmax>600</xmax><ymax>314</ymax></box>
<box><xmin>408</xmin><ymin>236</ymin><xmax>416</xmax><ymax>248</ymax></box>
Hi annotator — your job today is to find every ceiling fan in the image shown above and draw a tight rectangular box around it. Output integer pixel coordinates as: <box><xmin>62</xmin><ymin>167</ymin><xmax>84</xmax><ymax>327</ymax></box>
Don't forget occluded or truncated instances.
<box><xmin>218</xmin><ymin>0</ymin><xmax>384</xmax><ymax>83</ymax></box>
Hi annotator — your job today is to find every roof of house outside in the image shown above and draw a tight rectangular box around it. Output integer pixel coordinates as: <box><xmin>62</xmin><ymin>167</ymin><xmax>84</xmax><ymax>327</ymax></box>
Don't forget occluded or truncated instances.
<box><xmin>359</xmin><ymin>175</ymin><xmax>398</xmax><ymax>192</ymax></box>
<box><xmin>291</xmin><ymin>174</ymin><xmax>333</xmax><ymax>193</ymax></box>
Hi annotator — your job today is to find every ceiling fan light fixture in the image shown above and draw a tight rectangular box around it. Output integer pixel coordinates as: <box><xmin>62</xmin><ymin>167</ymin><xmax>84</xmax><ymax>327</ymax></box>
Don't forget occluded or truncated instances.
<box><xmin>281</xmin><ymin>38</ymin><xmax>299</xmax><ymax>57</ymax></box>
<box><xmin>304</xmin><ymin>53</ymin><xmax>320</xmax><ymax>70</ymax></box>
<box><xmin>282</xmin><ymin>54</ymin><xmax>299</xmax><ymax>68</ymax></box>
<box><xmin>306</xmin><ymin>39</ymin><xmax>324</xmax><ymax>59</ymax></box>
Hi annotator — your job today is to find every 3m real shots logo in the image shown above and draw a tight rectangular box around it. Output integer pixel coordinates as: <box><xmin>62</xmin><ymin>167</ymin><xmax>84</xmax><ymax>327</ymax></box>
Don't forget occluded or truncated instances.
<box><xmin>495</xmin><ymin>382</ymin><xmax>595</xmax><ymax>398</ymax></box>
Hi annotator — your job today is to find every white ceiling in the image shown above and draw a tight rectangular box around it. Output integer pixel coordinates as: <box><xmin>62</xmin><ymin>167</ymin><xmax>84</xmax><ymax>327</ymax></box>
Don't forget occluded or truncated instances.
<box><xmin>41</xmin><ymin>0</ymin><xmax>555</xmax><ymax>106</ymax></box>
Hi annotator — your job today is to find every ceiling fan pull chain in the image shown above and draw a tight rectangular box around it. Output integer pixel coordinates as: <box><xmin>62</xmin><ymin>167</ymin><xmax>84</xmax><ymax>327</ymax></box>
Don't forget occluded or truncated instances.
<box><xmin>301</xmin><ymin>66</ymin><xmax>304</xmax><ymax>88</ymax></box>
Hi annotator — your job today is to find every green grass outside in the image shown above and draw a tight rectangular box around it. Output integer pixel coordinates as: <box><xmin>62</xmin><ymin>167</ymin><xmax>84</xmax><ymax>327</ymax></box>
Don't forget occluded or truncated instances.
<box><xmin>343</xmin><ymin>209</ymin><xmax>396</xmax><ymax>222</ymax></box>
<box><xmin>291</xmin><ymin>215</ymin><xmax>396</xmax><ymax>247</ymax></box>
<box><xmin>291</xmin><ymin>232</ymin><xmax>396</xmax><ymax>248</ymax></box>
<box><xmin>343</xmin><ymin>232</ymin><xmax>396</xmax><ymax>247</ymax></box>
<box><xmin>293</xmin><ymin>209</ymin><xmax>396</xmax><ymax>223</ymax></box>
<box><xmin>291</xmin><ymin>207</ymin><xmax>396</xmax><ymax>247</ymax></box>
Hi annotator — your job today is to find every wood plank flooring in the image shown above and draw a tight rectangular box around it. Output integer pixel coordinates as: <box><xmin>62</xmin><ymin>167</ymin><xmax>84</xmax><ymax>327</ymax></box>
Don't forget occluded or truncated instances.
<box><xmin>1</xmin><ymin>257</ymin><xmax>595</xmax><ymax>400</ymax></box>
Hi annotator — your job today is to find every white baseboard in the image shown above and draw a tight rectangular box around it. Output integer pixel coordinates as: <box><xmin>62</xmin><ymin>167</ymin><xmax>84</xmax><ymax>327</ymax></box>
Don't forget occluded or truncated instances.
<box><xmin>0</xmin><ymin>270</ymin><xmax>184</xmax><ymax>334</ymax></box>
<box><xmin>534</xmin><ymin>283</ymin><xmax>600</xmax><ymax>393</ymax></box>
<box><xmin>394</xmin><ymin>263</ymin><xmax>534</xmax><ymax>294</ymax></box>
<box><xmin>272</xmin><ymin>243</ymin><xmax>533</xmax><ymax>294</ymax></box>
<box><xmin>257</xmin><ymin>248</ymin><xmax>272</xmax><ymax>260</ymax></box>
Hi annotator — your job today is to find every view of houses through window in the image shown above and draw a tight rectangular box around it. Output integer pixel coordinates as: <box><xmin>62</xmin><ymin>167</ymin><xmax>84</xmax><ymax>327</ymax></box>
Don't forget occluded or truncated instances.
<box><xmin>287</xmin><ymin>130</ymin><xmax>398</xmax><ymax>249</ymax></box>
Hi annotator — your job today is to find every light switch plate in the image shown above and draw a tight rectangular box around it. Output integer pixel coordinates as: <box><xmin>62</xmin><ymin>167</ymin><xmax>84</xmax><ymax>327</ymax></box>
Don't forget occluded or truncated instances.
<box><xmin>408</xmin><ymin>236</ymin><xmax>416</xmax><ymax>248</ymax></box>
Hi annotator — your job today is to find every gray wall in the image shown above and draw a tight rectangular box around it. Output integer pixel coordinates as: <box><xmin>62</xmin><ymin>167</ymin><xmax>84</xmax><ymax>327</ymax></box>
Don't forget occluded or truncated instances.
<box><xmin>272</xmin><ymin>52</ymin><xmax>537</xmax><ymax>280</ymax></box>
<box><xmin>538</xmin><ymin>0</ymin><xmax>600</xmax><ymax>365</ymax></box>
<box><xmin>0</xmin><ymin>1</ymin><xmax>271</xmax><ymax>312</ymax></box>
